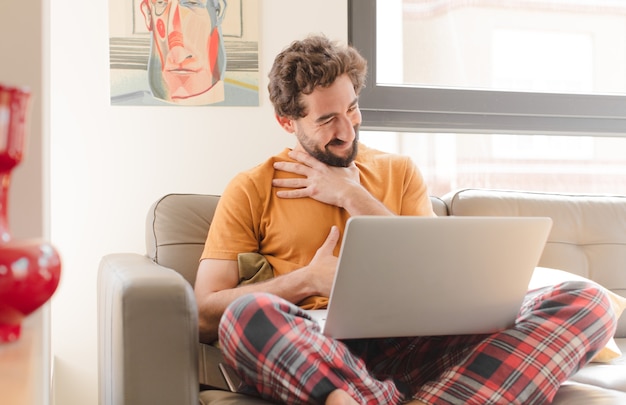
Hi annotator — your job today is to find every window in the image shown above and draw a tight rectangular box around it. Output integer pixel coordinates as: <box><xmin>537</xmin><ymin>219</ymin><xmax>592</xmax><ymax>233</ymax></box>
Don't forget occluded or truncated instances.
<box><xmin>360</xmin><ymin>131</ymin><xmax>626</xmax><ymax>196</ymax></box>
<box><xmin>348</xmin><ymin>0</ymin><xmax>626</xmax><ymax>135</ymax></box>
<box><xmin>349</xmin><ymin>0</ymin><xmax>626</xmax><ymax>196</ymax></box>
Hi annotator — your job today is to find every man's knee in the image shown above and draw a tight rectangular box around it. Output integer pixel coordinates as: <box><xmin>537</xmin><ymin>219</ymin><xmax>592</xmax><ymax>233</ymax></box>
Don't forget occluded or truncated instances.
<box><xmin>220</xmin><ymin>292</ymin><xmax>279</xmax><ymax>333</ymax></box>
<box><xmin>552</xmin><ymin>280</ymin><xmax>617</xmax><ymax>343</ymax></box>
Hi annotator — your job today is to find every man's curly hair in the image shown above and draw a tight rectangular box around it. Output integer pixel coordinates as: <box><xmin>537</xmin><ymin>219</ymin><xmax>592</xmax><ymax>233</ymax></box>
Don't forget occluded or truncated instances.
<box><xmin>268</xmin><ymin>35</ymin><xmax>367</xmax><ymax>119</ymax></box>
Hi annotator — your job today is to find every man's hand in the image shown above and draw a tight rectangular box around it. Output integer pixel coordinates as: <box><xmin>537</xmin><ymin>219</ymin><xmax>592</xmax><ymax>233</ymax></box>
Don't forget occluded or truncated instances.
<box><xmin>305</xmin><ymin>226</ymin><xmax>341</xmax><ymax>297</ymax></box>
<box><xmin>272</xmin><ymin>149</ymin><xmax>394</xmax><ymax>216</ymax></box>
<box><xmin>272</xmin><ymin>149</ymin><xmax>361</xmax><ymax>208</ymax></box>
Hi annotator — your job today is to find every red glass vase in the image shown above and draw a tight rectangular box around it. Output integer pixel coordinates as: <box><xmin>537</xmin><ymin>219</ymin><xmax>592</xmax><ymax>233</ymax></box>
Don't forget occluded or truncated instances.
<box><xmin>0</xmin><ymin>84</ymin><xmax>61</xmax><ymax>343</ymax></box>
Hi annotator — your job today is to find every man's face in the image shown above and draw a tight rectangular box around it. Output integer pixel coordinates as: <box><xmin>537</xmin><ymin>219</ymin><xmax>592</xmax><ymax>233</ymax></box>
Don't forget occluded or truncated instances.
<box><xmin>292</xmin><ymin>75</ymin><xmax>362</xmax><ymax>167</ymax></box>
<box><xmin>141</xmin><ymin>0</ymin><xmax>225</xmax><ymax>103</ymax></box>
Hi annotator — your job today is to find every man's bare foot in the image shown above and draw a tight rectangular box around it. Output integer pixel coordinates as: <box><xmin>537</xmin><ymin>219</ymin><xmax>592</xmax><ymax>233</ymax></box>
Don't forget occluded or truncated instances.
<box><xmin>325</xmin><ymin>389</ymin><xmax>359</xmax><ymax>405</ymax></box>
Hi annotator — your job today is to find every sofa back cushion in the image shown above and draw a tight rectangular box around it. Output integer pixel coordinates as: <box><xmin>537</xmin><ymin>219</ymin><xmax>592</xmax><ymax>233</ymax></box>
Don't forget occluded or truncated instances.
<box><xmin>145</xmin><ymin>194</ymin><xmax>448</xmax><ymax>287</ymax></box>
<box><xmin>445</xmin><ymin>188</ymin><xmax>626</xmax><ymax>337</ymax></box>
<box><xmin>146</xmin><ymin>194</ymin><xmax>220</xmax><ymax>286</ymax></box>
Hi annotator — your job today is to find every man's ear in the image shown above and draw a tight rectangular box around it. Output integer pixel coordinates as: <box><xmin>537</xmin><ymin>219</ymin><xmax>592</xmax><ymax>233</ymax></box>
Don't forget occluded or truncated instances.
<box><xmin>275</xmin><ymin>115</ymin><xmax>296</xmax><ymax>133</ymax></box>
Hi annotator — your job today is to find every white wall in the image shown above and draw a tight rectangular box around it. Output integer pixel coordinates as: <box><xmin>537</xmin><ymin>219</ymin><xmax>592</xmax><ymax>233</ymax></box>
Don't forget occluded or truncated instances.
<box><xmin>49</xmin><ymin>1</ymin><xmax>348</xmax><ymax>404</ymax></box>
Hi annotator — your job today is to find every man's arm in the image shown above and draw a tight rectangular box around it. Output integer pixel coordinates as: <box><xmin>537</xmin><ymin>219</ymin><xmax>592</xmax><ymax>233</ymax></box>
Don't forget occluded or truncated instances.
<box><xmin>194</xmin><ymin>226</ymin><xmax>340</xmax><ymax>343</ymax></box>
<box><xmin>272</xmin><ymin>149</ymin><xmax>394</xmax><ymax>216</ymax></box>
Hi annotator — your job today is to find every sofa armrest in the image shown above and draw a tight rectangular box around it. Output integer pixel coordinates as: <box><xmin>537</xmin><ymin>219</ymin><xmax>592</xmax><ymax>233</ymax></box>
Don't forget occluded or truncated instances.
<box><xmin>98</xmin><ymin>253</ymin><xmax>199</xmax><ymax>405</ymax></box>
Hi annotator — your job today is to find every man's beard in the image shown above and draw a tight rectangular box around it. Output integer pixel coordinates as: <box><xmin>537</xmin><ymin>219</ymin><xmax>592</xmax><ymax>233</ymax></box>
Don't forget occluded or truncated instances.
<box><xmin>298</xmin><ymin>127</ymin><xmax>360</xmax><ymax>168</ymax></box>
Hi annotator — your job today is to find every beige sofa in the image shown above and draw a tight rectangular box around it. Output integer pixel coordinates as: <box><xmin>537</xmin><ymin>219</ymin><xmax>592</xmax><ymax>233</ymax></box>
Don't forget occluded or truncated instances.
<box><xmin>98</xmin><ymin>189</ymin><xmax>626</xmax><ymax>405</ymax></box>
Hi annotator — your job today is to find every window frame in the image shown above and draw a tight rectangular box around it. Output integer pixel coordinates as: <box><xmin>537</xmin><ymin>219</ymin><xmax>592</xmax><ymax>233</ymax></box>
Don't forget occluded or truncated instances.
<box><xmin>347</xmin><ymin>0</ymin><xmax>626</xmax><ymax>136</ymax></box>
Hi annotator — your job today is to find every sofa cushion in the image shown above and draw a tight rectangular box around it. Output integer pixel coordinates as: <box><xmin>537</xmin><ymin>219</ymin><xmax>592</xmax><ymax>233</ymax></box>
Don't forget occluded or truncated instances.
<box><xmin>146</xmin><ymin>193</ymin><xmax>220</xmax><ymax>286</ymax></box>
<box><xmin>445</xmin><ymin>188</ymin><xmax>626</xmax><ymax>338</ymax></box>
<box><xmin>200</xmin><ymin>390</ymin><xmax>272</xmax><ymax>405</ymax></box>
<box><xmin>430</xmin><ymin>195</ymin><xmax>448</xmax><ymax>216</ymax></box>
<box><xmin>552</xmin><ymin>380</ymin><xmax>626</xmax><ymax>404</ymax></box>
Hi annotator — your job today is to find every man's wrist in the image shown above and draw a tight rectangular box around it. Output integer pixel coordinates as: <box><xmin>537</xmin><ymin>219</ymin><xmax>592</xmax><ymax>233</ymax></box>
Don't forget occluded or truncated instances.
<box><xmin>278</xmin><ymin>266</ymin><xmax>320</xmax><ymax>301</ymax></box>
<box><xmin>341</xmin><ymin>185</ymin><xmax>392</xmax><ymax>216</ymax></box>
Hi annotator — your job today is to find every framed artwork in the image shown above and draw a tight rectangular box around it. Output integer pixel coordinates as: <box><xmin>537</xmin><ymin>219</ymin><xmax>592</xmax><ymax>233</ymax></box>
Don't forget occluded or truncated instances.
<box><xmin>109</xmin><ymin>0</ymin><xmax>259</xmax><ymax>106</ymax></box>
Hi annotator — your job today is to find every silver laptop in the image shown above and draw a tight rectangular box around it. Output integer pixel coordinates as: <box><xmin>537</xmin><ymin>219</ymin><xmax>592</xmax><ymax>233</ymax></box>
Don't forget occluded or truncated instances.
<box><xmin>306</xmin><ymin>216</ymin><xmax>552</xmax><ymax>339</ymax></box>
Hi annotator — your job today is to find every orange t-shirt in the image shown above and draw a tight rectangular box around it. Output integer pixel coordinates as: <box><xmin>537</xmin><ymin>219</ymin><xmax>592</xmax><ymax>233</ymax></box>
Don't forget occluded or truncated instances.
<box><xmin>201</xmin><ymin>144</ymin><xmax>435</xmax><ymax>308</ymax></box>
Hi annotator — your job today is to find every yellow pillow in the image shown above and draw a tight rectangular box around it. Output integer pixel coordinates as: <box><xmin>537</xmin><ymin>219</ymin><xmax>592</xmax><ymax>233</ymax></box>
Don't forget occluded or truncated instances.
<box><xmin>529</xmin><ymin>267</ymin><xmax>626</xmax><ymax>363</ymax></box>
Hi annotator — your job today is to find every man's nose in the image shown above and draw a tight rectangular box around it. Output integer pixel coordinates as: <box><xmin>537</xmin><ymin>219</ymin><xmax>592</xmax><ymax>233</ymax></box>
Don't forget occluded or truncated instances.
<box><xmin>335</xmin><ymin>114</ymin><xmax>356</xmax><ymax>141</ymax></box>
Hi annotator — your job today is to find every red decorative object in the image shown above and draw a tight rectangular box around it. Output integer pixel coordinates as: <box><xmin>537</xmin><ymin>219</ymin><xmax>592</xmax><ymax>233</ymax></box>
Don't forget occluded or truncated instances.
<box><xmin>0</xmin><ymin>84</ymin><xmax>61</xmax><ymax>343</ymax></box>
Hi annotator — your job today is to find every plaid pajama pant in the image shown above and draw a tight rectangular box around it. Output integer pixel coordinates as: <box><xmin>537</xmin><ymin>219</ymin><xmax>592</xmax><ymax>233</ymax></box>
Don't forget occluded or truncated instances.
<box><xmin>218</xmin><ymin>281</ymin><xmax>617</xmax><ymax>405</ymax></box>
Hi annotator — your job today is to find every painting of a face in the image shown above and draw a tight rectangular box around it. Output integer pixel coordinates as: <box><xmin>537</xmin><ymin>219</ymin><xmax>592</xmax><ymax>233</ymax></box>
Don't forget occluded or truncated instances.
<box><xmin>141</xmin><ymin>0</ymin><xmax>227</xmax><ymax>104</ymax></box>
